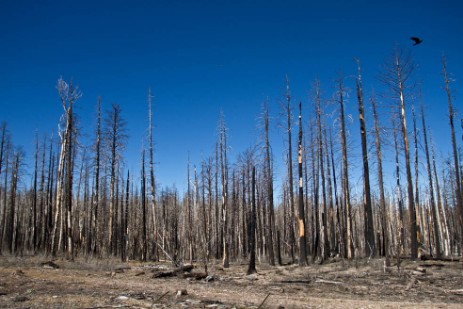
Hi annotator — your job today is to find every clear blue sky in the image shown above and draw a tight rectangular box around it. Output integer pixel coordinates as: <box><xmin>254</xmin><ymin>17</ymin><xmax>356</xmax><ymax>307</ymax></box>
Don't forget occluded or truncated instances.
<box><xmin>1</xmin><ymin>0</ymin><xmax>462</xmax><ymax>194</ymax></box>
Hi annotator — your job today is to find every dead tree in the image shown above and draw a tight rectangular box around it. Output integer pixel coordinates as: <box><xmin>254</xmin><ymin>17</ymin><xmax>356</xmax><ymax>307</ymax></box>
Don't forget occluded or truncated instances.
<box><xmin>105</xmin><ymin>103</ymin><xmax>127</xmax><ymax>255</ymax></box>
<box><xmin>442</xmin><ymin>56</ymin><xmax>463</xmax><ymax>249</ymax></box>
<box><xmin>355</xmin><ymin>60</ymin><xmax>375</xmax><ymax>257</ymax></box>
<box><xmin>140</xmin><ymin>150</ymin><xmax>147</xmax><ymax>261</ymax></box>
<box><xmin>297</xmin><ymin>102</ymin><xmax>308</xmax><ymax>265</ymax></box>
<box><xmin>430</xmin><ymin>135</ymin><xmax>451</xmax><ymax>255</ymax></box>
<box><xmin>91</xmin><ymin>97</ymin><xmax>102</xmax><ymax>256</ymax></box>
<box><xmin>30</xmin><ymin>132</ymin><xmax>39</xmax><ymax>252</ymax></box>
<box><xmin>219</xmin><ymin>113</ymin><xmax>230</xmax><ymax>268</ymax></box>
<box><xmin>420</xmin><ymin>102</ymin><xmax>442</xmax><ymax>258</ymax></box>
<box><xmin>371</xmin><ymin>96</ymin><xmax>390</xmax><ymax>265</ymax></box>
<box><xmin>148</xmin><ymin>88</ymin><xmax>158</xmax><ymax>261</ymax></box>
<box><xmin>284</xmin><ymin>76</ymin><xmax>296</xmax><ymax>262</ymax></box>
<box><xmin>51</xmin><ymin>78</ymin><xmax>80</xmax><ymax>257</ymax></box>
<box><xmin>392</xmin><ymin>116</ymin><xmax>405</xmax><ymax>255</ymax></box>
<box><xmin>315</xmin><ymin>80</ymin><xmax>328</xmax><ymax>261</ymax></box>
<box><xmin>412</xmin><ymin>106</ymin><xmax>425</xmax><ymax>252</ymax></box>
<box><xmin>247</xmin><ymin>166</ymin><xmax>257</xmax><ymax>275</ymax></box>
<box><xmin>0</xmin><ymin>122</ymin><xmax>8</xmax><ymax>253</ymax></box>
<box><xmin>381</xmin><ymin>49</ymin><xmax>418</xmax><ymax>259</ymax></box>
<box><xmin>263</xmin><ymin>102</ymin><xmax>276</xmax><ymax>265</ymax></box>
<box><xmin>337</xmin><ymin>74</ymin><xmax>354</xmax><ymax>259</ymax></box>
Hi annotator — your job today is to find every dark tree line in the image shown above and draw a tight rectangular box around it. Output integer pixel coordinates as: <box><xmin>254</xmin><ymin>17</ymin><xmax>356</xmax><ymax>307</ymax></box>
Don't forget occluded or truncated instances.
<box><xmin>0</xmin><ymin>51</ymin><xmax>462</xmax><ymax>270</ymax></box>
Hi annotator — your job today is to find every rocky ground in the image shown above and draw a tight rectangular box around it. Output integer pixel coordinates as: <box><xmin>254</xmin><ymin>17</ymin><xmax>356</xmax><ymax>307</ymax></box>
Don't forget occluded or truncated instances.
<box><xmin>1</xmin><ymin>255</ymin><xmax>462</xmax><ymax>308</ymax></box>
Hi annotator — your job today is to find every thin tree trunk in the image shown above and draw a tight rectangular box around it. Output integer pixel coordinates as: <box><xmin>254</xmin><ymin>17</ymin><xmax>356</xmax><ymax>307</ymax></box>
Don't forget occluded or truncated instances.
<box><xmin>285</xmin><ymin>76</ymin><xmax>296</xmax><ymax>262</ymax></box>
<box><xmin>297</xmin><ymin>102</ymin><xmax>308</xmax><ymax>265</ymax></box>
<box><xmin>220</xmin><ymin>114</ymin><xmax>230</xmax><ymax>268</ymax></box>
<box><xmin>247</xmin><ymin>166</ymin><xmax>257</xmax><ymax>275</ymax></box>
<box><xmin>338</xmin><ymin>75</ymin><xmax>353</xmax><ymax>259</ymax></box>
<box><xmin>148</xmin><ymin>89</ymin><xmax>158</xmax><ymax>261</ymax></box>
<box><xmin>263</xmin><ymin>102</ymin><xmax>276</xmax><ymax>266</ymax></box>
<box><xmin>371</xmin><ymin>96</ymin><xmax>390</xmax><ymax>265</ymax></box>
<box><xmin>442</xmin><ymin>57</ymin><xmax>463</xmax><ymax>250</ymax></box>
<box><xmin>355</xmin><ymin>61</ymin><xmax>375</xmax><ymax>257</ymax></box>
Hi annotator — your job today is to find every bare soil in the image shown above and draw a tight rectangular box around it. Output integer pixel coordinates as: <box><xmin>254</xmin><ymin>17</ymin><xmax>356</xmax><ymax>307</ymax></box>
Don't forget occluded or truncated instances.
<box><xmin>1</xmin><ymin>255</ymin><xmax>462</xmax><ymax>308</ymax></box>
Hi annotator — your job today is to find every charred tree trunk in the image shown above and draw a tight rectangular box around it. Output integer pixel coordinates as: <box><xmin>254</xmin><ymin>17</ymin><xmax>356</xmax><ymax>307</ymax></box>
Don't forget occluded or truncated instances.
<box><xmin>263</xmin><ymin>102</ymin><xmax>276</xmax><ymax>266</ymax></box>
<box><xmin>297</xmin><ymin>102</ymin><xmax>308</xmax><ymax>265</ymax></box>
<box><xmin>371</xmin><ymin>96</ymin><xmax>390</xmax><ymax>265</ymax></box>
<box><xmin>442</xmin><ymin>57</ymin><xmax>463</xmax><ymax>250</ymax></box>
<box><xmin>247</xmin><ymin>166</ymin><xmax>257</xmax><ymax>275</ymax></box>
<box><xmin>338</xmin><ymin>75</ymin><xmax>354</xmax><ymax>259</ymax></box>
<box><xmin>148</xmin><ymin>89</ymin><xmax>158</xmax><ymax>261</ymax></box>
<box><xmin>355</xmin><ymin>61</ymin><xmax>375</xmax><ymax>257</ymax></box>
<box><xmin>0</xmin><ymin>123</ymin><xmax>8</xmax><ymax>254</ymax></box>
<box><xmin>220</xmin><ymin>114</ymin><xmax>230</xmax><ymax>268</ymax></box>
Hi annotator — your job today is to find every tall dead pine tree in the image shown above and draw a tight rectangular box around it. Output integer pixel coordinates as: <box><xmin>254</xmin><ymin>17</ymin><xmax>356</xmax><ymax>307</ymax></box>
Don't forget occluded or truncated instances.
<box><xmin>442</xmin><ymin>57</ymin><xmax>463</xmax><ymax>248</ymax></box>
<box><xmin>106</xmin><ymin>103</ymin><xmax>127</xmax><ymax>255</ymax></box>
<box><xmin>297</xmin><ymin>102</ymin><xmax>308</xmax><ymax>265</ymax></box>
<box><xmin>381</xmin><ymin>50</ymin><xmax>418</xmax><ymax>259</ymax></box>
<box><xmin>263</xmin><ymin>102</ymin><xmax>276</xmax><ymax>265</ymax></box>
<box><xmin>148</xmin><ymin>88</ymin><xmax>158</xmax><ymax>261</ymax></box>
<box><xmin>338</xmin><ymin>75</ymin><xmax>354</xmax><ymax>259</ymax></box>
<box><xmin>51</xmin><ymin>78</ymin><xmax>80</xmax><ymax>257</ymax></box>
<box><xmin>219</xmin><ymin>113</ymin><xmax>230</xmax><ymax>268</ymax></box>
<box><xmin>247</xmin><ymin>166</ymin><xmax>257</xmax><ymax>275</ymax></box>
<box><xmin>355</xmin><ymin>60</ymin><xmax>375</xmax><ymax>257</ymax></box>
<box><xmin>420</xmin><ymin>102</ymin><xmax>442</xmax><ymax>258</ymax></box>
<box><xmin>284</xmin><ymin>76</ymin><xmax>296</xmax><ymax>262</ymax></box>
<box><xmin>371</xmin><ymin>96</ymin><xmax>390</xmax><ymax>265</ymax></box>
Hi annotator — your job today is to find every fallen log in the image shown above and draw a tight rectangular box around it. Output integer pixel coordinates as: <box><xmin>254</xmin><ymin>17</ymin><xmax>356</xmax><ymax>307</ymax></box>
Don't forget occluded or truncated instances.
<box><xmin>152</xmin><ymin>264</ymin><xmax>194</xmax><ymax>278</ymax></box>
<box><xmin>315</xmin><ymin>279</ymin><xmax>343</xmax><ymax>285</ymax></box>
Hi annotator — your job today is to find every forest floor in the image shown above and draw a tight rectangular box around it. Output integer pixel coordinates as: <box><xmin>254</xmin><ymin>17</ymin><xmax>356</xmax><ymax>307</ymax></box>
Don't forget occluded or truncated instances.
<box><xmin>1</xmin><ymin>254</ymin><xmax>463</xmax><ymax>308</ymax></box>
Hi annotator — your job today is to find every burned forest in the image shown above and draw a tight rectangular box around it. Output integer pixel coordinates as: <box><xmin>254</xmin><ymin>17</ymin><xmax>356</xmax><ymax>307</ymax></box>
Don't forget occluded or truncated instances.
<box><xmin>1</xmin><ymin>50</ymin><xmax>463</xmax><ymax>308</ymax></box>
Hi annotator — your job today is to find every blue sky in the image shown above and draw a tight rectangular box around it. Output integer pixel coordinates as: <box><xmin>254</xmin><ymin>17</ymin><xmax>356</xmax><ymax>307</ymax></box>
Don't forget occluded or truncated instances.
<box><xmin>1</xmin><ymin>0</ymin><xmax>462</xmax><ymax>194</ymax></box>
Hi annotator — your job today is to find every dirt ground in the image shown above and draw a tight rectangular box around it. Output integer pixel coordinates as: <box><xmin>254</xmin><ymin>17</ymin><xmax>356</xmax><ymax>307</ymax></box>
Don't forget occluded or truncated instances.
<box><xmin>1</xmin><ymin>255</ymin><xmax>462</xmax><ymax>309</ymax></box>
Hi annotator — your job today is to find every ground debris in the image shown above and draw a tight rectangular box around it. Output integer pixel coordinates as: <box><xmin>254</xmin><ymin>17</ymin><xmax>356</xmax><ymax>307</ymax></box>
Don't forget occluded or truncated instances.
<box><xmin>176</xmin><ymin>289</ymin><xmax>188</xmax><ymax>297</ymax></box>
<box><xmin>315</xmin><ymin>278</ymin><xmax>343</xmax><ymax>285</ymax></box>
<box><xmin>13</xmin><ymin>295</ymin><xmax>29</xmax><ymax>302</ymax></box>
<box><xmin>12</xmin><ymin>269</ymin><xmax>25</xmax><ymax>276</ymax></box>
<box><xmin>41</xmin><ymin>260</ymin><xmax>60</xmax><ymax>269</ymax></box>
<box><xmin>2</xmin><ymin>256</ymin><xmax>463</xmax><ymax>309</ymax></box>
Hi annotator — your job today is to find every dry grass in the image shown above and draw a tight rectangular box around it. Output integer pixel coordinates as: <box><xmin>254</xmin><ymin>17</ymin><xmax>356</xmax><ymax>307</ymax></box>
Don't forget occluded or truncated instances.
<box><xmin>1</xmin><ymin>255</ymin><xmax>462</xmax><ymax>308</ymax></box>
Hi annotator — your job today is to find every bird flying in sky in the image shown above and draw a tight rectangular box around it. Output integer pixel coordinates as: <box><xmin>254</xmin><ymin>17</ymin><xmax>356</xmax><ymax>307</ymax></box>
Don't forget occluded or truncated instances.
<box><xmin>410</xmin><ymin>37</ymin><xmax>423</xmax><ymax>46</ymax></box>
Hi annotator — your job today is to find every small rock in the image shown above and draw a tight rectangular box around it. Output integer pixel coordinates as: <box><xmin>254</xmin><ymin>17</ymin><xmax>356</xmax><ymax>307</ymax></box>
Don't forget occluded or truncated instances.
<box><xmin>115</xmin><ymin>295</ymin><xmax>129</xmax><ymax>301</ymax></box>
<box><xmin>176</xmin><ymin>289</ymin><xmax>188</xmax><ymax>297</ymax></box>
<box><xmin>135</xmin><ymin>271</ymin><xmax>145</xmax><ymax>276</ymax></box>
<box><xmin>277</xmin><ymin>306</ymin><xmax>285</xmax><ymax>309</ymax></box>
